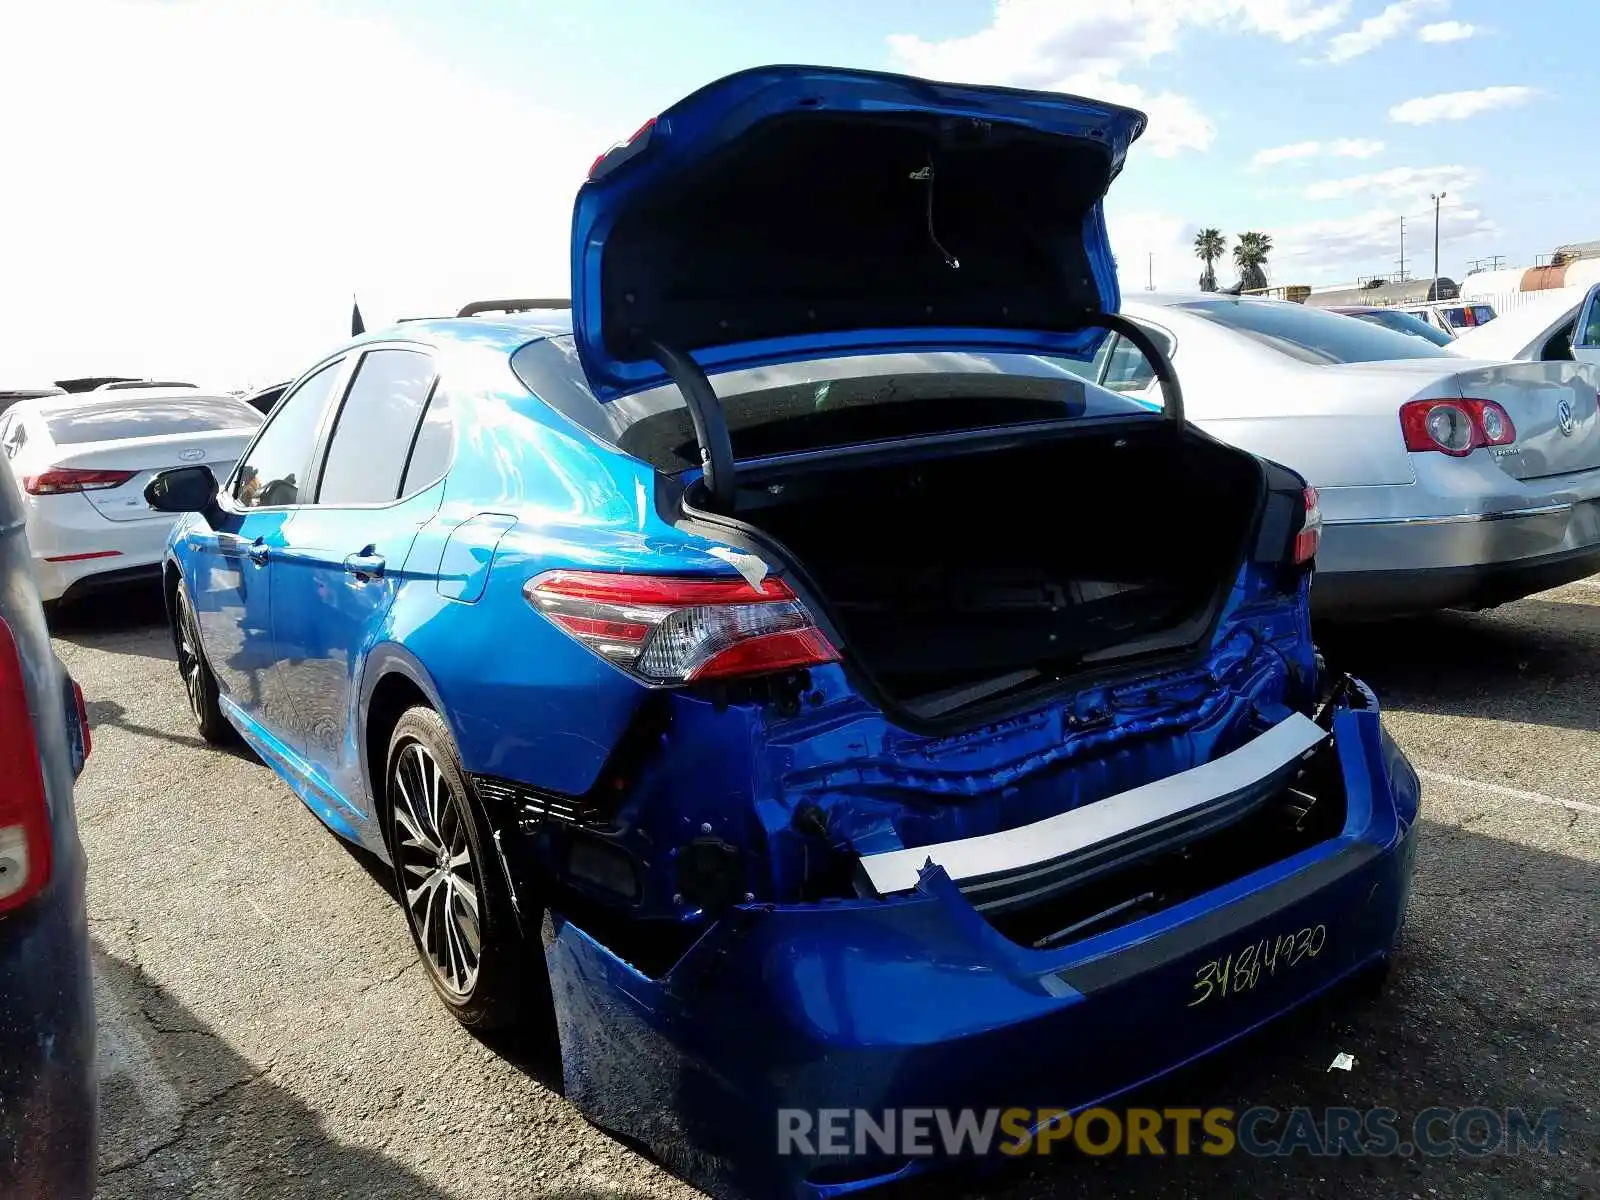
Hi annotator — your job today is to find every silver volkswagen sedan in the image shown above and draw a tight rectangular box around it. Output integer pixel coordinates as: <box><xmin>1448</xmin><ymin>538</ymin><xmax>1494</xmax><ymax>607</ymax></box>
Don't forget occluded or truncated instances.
<box><xmin>1087</xmin><ymin>293</ymin><xmax>1600</xmax><ymax>618</ymax></box>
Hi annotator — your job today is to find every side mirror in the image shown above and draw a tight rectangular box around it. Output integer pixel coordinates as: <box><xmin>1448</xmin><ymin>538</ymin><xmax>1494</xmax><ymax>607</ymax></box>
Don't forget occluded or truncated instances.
<box><xmin>144</xmin><ymin>466</ymin><xmax>219</xmax><ymax>514</ymax></box>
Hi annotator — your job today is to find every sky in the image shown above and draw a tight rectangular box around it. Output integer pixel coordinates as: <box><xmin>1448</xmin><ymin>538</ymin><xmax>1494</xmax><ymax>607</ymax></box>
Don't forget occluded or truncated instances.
<box><xmin>3</xmin><ymin>0</ymin><xmax>1593</xmax><ymax>388</ymax></box>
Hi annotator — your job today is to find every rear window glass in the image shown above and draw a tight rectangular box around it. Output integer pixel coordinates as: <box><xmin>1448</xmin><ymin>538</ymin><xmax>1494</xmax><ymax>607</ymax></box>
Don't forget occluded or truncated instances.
<box><xmin>1353</xmin><ymin>309</ymin><xmax>1454</xmax><ymax>347</ymax></box>
<box><xmin>1177</xmin><ymin>299</ymin><xmax>1449</xmax><ymax>364</ymax></box>
<box><xmin>46</xmin><ymin>397</ymin><xmax>260</xmax><ymax>445</ymax></box>
<box><xmin>511</xmin><ymin>337</ymin><xmax>1153</xmax><ymax>474</ymax></box>
<box><xmin>1442</xmin><ymin>305</ymin><xmax>1496</xmax><ymax>328</ymax></box>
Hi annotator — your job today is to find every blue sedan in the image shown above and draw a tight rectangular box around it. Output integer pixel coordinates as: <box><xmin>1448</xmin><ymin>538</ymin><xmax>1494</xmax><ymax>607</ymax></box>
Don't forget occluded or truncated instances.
<box><xmin>150</xmin><ymin>66</ymin><xmax>1418</xmax><ymax>1199</ymax></box>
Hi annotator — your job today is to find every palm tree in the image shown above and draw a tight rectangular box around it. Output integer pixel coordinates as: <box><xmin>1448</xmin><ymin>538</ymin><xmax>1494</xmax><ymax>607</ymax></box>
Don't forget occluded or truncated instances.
<box><xmin>1233</xmin><ymin>231</ymin><xmax>1273</xmax><ymax>292</ymax></box>
<box><xmin>1194</xmin><ymin>228</ymin><xmax>1225</xmax><ymax>292</ymax></box>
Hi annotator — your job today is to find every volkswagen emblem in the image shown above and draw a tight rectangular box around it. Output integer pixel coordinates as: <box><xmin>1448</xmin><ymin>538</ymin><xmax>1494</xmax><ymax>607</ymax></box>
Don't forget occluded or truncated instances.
<box><xmin>178</xmin><ymin>447</ymin><xmax>206</xmax><ymax>462</ymax></box>
<box><xmin>1557</xmin><ymin>399</ymin><xmax>1576</xmax><ymax>438</ymax></box>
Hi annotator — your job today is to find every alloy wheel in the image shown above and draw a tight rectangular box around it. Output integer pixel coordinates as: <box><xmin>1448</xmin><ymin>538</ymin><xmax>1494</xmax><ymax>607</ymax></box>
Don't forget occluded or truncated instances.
<box><xmin>176</xmin><ymin>592</ymin><xmax>207</xmax><ymax>725</ymax></box>
<box><xmin>390</xmin><ymin>741</ymin><xmax>482</xmax><ymax>997</ymax></box>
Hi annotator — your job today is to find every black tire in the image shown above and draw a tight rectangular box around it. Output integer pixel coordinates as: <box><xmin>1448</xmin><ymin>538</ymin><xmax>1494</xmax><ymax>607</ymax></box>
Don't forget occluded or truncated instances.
<box><xmin>173</xmin><ymin>580</ymin><xmax>233</xmax><ymax>746</ymax></box>
<box><xmin>385</xmin><ymin>706</ymin><xmax>550</xmax><ymax>1032</ymax></box>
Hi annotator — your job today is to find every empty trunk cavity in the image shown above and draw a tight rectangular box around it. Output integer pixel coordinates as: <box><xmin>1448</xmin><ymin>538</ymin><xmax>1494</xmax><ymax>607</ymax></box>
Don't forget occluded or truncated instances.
<box><xmin>690</xmin><ymin>422</ymin><xmax>1263</xmax><ymax>715</ymax></box>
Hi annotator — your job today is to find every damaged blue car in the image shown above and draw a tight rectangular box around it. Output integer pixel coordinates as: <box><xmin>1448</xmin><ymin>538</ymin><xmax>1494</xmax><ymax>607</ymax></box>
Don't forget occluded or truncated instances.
<box><xmin>150</xmin><ymin>65</ymin><xmax>1419</xmax><ymax>1199</ymax></box>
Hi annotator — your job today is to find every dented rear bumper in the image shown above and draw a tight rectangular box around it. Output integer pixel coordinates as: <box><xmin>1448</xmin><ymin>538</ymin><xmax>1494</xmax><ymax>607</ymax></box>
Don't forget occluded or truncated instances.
<box><xmin>541</xmin><ymin>686</ymin><xmax>1420</xmax><ymax>1199</ymax></box>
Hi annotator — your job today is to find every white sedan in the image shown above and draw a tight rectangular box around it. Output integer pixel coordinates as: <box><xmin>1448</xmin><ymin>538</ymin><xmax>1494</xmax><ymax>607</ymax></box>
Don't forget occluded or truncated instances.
<box><xmin>0</xmin><ymin>389</ymin><xmax>261</xmax><ymax>605</ymax></box>
<box><xmin>1087</xmin><ymin>294</ymin><xmax>1600</xmax><ymax>618</ymax></box>
<box><xmin>1447</xmin><ymin>283</ymin><xmax>1600</xmax><ymax>364</ymax></box>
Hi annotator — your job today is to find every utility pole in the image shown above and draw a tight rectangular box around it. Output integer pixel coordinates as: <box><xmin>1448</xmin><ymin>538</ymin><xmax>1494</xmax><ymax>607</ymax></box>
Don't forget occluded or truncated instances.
<box><xmin>1147</xmin><ymin>251</ymin><xmax>1155</xmax><ymax>291</ymax></box>
<box><xmin>1398</xmin><ymin>216</ymin><xmax>1407</xmax><ymax>281</ymax></box>
<box><xmin>1430</xmin><ymin>191</ymin><xmax>1447</xmax><ymax>299</ymax></box>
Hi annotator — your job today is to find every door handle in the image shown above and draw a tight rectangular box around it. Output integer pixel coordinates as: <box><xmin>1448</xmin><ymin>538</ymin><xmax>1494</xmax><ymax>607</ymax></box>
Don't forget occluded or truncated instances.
<box><xmin>343</xmin><ymin>547</ymin><xmax>386</xmax><ymax>581</ymax></box>
<box><xmin>218</xmin><ymin>533</ymin><xmax>269</xmax><ymax>564</ymax></box>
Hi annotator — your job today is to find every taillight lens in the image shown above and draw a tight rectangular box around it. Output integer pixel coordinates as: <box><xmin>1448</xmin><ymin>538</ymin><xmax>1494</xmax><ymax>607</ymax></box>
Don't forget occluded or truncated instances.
<box><xmin>0</xmin><ymin>617</ymin><xmax>51</xmax><ymax>914</ymax></box>
<box><xmin>1294</xmin><ymin>485</ymin><xmax>1322</xmax><ymax>565</ymax></box>
<box><xmin>525</xmin><ymin>570</ymin><xmax>840</xmax><ymax>683</ymax></box>
<box><xmin>23</xmin><ymin>467</ymin><xmax>137</xmax><ymax>495</ymax></box>
<box><xmin>1399</xmin><ymin>399</ymin><xmax>1516</xmax><ymax>456</ymax></box>
<box><xmin>588</xmin><ymin>117</ymin><xmax>657</xmax><ymax>180</ymax></box>
<box><xmin>68</xmin><ymin>677</ymin><xmax>91</xmax><ymax>775</ymax></box>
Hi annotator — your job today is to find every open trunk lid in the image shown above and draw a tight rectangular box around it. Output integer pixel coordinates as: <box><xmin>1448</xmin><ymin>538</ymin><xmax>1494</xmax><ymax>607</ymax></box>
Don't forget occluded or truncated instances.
<box><xmin>570</xmin><ymin>65</ymin><xmax>1146</xmax><ymax>405</ymax></box>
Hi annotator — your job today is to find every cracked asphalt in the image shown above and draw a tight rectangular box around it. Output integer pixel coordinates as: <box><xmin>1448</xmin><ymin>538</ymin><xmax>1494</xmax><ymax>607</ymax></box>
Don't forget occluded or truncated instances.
<box><xmin>50</xmin><ymin>581</ymin><xmax>1600</xmax><ymax>1199</ymax></box>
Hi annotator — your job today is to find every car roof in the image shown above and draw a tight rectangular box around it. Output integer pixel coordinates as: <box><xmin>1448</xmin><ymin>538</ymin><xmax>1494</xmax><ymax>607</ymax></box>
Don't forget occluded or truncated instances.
<box><xmin>1123</xmin><ymin>292</ymin><xmax>1307</xmax><ymax>311</ymax></box>
<box><xmin>9</xmin><ymin>388</ymin><xmax>245</xmax><ymax>420</ymax></box>
<box><xmin>337</xmin><ymin>309</ymin><xmax>574</xmax><ymax>360</ymax></box>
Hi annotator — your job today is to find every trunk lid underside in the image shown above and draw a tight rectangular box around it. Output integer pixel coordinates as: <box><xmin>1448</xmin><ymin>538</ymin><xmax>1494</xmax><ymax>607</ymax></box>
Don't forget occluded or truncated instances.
<box><xmin>570</xmin><ymin>65</ymin><xmax>1146</xmax><ymax>403</ymax></box>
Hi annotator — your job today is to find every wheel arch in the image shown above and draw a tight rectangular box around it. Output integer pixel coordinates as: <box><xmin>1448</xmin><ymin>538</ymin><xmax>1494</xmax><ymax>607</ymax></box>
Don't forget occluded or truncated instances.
<box><xmin>359</xmin><ymin>645</ymin><xmax>455</xmax><ymax>842</ymax></box>
<box><xmin>161</xmin><ymin>557</ymin><xmax>182</xmax><ymax>639</ymax></box>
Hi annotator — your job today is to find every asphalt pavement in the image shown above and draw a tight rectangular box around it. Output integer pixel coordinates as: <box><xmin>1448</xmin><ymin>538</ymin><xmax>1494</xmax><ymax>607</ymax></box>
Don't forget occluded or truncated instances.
<box><xmin>51</xmin><ymin>583</ymin><xmax>1600</xmax><ymax>1199</ymax></box>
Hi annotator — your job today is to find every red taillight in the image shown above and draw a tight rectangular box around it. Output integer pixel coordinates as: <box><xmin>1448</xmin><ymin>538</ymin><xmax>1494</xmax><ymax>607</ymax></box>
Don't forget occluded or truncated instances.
<box><xmin>1294</xmin><ymin>485</ymin><xmax>1322</xmax><ymax>565</ymax></box>
<box><xmin>0</xmin><ymin>617</ymin><xmax>51</xmax><ymax>914</ymax></box>
<box><xmin>588</xmin><ymin>117</ymin><xmax>658</xmax><ymax>180</ymax></box>
<box><xmin>23</xmin><ymin>467</ymin><xmax>137</xmax><ymax>495</ymax></box>
<box><xmin>70</xmin><ymin>678</ymin><xmax>91</xmax><ymax>771</ymax></box>
<box><xmin>1399</xmin><ymin>399</ymin><xmax>1516</xmax><ymax>457</ymax></box>
<box><xmin>525</xmin><ymin>569</ymin><xmax>840</xmax><ymax>683</ymax></box>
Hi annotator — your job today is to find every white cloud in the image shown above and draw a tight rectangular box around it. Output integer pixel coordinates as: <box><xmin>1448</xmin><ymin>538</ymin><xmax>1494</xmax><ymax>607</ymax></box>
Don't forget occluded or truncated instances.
<box><xmin>1326</xmin><ymin>0</ymin><xmax>1444</xmax><ymax>62</ymax></box>
<box><xmin>1106</xmin><ymin>210</ymin><xmax>1206</xmax><ymax>291</ymax></box>
<box><xmin>1304</xmin><ymin>164</ymin><xmax>1477</xmax><ymax>202</ymax></box>
<box><xmin>1253</xmin><ymin>140</ymin><xmax>1325</xmax><ymax>168</ymax></box>
<box><xmin>1221</xmin><ymin>0</ymin><xmax>1355</xmax><ymax>40</ymax></box>
<box><xmin>0</xmin><ymin>1</ymin><xmax>606</xmax><ymax>387</ymax></box>
<box><xmin>887</xmin><ymin>0</ymin><xmax>1350</xmax><ymax>159</ymax></box>
<box><xmin>1251</xmin><ymin>137</ymin><xmax>1385</xmax><ymax>168</ymax></box>
<box><xmin>1275</xmin><ymin>204</ymin><xmax>1496</xmax><ymax>281</ymax></box>
<box><xmin>1328</xmin><ymin>137</ymin><xmax>1386</xmax><ymax>158</ymax></box>
<box><xmin>1389</xmin><ymin>85</ymin><xmax>1538</xmax><ymax>123</ymax></box>
<box><xmin>1418</xmin><ymin>20</ymin><xmax>1476</xmax><ymax>41</ymax></box>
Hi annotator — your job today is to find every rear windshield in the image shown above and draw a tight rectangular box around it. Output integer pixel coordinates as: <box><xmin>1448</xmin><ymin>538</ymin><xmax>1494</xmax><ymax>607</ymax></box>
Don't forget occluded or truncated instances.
<box><xmin>45</xmin><ymin>397</ymin><xmax>261</xmax><ymax>445</ymax></box>
<box><xmin>1351</xmin><ymin>309</ymin><xmax>1455</xmax><ymax>347</ymax></box>
<box><xmin>1177</xmin><ymin>299</ymin><xmax>1450</xmax><ymax>365</ymax></box>
<box><xmin>511</xmin><ymin>337</ymin><xmax>1154</xmax><ymax>474</ymax></box>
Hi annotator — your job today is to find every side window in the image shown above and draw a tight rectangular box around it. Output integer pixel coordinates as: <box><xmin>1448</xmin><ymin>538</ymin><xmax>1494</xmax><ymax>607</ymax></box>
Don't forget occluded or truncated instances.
<box><xmin>401</xmin><ymin>388</ymin><xmax>453</xmax><ymax>497</ymax></box>
<box><xmin>233</xmin><ymin>360</ymin><xmax>344</xmax><ymax>508</ymax></box>
<box><xmin>315</xmin><ymin>349</ymin><xmax>437</xmax><ymax>506</ymax></box>
<box><xmin>1100</xmin><ymin>328</ymin><xmax>1174</xmax><ymax>394</ymax></box>
<box><xmin>1575</xmin><ymin>291</ymin><xmax>1600</xmax><ymax>350</ymax></box>
<box><xmin>0</xmin><ymin>415</ymin><xmax>20</xmax><ymax>458</ymax></box>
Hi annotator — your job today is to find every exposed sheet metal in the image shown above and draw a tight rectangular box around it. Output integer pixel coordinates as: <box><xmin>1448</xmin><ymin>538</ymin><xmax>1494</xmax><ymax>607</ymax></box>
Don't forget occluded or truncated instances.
<box><xmin>859</xmin><ymin>712</ymin><xmax>1327</xmax><ymax>896</ymax></box>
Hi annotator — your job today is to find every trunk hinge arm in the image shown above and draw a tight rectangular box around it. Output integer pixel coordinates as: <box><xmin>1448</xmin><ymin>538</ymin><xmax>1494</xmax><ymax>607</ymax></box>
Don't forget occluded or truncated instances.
<box><xmin>1069</xmin><ymin>311</ymin><xmax>1186</xmax><ymax>430</ymax></box>
<box><xmin>644</xmin><ymin>339</ymin><xmax>737</xmax><ymax>512</ymax></box>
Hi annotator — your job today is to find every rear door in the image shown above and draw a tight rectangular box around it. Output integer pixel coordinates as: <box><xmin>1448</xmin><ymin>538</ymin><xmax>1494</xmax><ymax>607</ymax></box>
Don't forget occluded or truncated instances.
<box><xmin>268</xmin><ymin>346</ymin><xmax>448</xmax><ymax>804</ymax></box>
<box><xmin>1571</xmin><ymin>284</ymin><xmax>1600</xmax><ymax>368</ymax></box>
<box><xmin>186</xmin><ymin>359</ymin><xmax>349</xmax><ymax>730</ymax></box>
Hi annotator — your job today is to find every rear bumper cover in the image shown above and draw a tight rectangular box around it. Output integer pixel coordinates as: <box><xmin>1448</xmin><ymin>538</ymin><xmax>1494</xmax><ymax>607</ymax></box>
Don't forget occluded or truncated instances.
<box><xmin>1315</xmin><ymin>497</ymin><xmax>1600</xmax><ymax>617</ymax></box>
<box><xmin>542</xmin><ymin>690</ymin><xmax>1419</xmax><ymax>1200</ymax></box>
